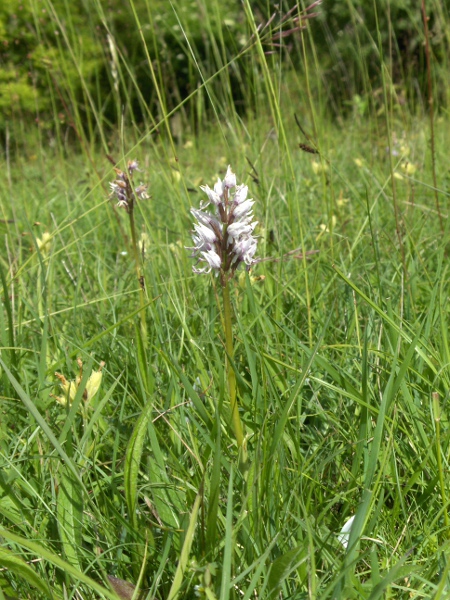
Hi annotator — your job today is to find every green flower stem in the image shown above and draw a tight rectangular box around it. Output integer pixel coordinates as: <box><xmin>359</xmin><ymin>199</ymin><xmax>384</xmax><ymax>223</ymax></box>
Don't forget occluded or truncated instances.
<box><xmin>129</xmin><ymin>207</ymin><xmax>147</xmax><ymax>342</ymax></box>
<box><xmin>222</xmin><ymin>280</ymin><xmax>245</xmax><ymax>450</ymax></box>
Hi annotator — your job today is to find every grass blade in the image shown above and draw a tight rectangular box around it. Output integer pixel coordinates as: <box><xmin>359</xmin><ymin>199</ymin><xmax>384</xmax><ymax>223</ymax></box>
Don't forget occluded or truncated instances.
<box><xmin>166</xmin><ymin>490</ymin><xmax>202</xmax><ymax>600</ymax></box>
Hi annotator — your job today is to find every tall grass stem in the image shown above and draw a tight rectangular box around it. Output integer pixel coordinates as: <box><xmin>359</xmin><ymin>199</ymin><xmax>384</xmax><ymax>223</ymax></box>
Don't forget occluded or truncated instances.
<box><xmin>422</xmin><ymin>0</ymin><xmax>443</xmax><ymax>232</ymax></box>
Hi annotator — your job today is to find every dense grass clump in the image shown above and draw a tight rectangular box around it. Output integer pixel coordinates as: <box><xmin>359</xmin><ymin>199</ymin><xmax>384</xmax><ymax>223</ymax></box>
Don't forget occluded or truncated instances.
<box><xmin>1</xmin><ymin>1</ymin><xmax>450</xmax><ymax>599</ymax></box>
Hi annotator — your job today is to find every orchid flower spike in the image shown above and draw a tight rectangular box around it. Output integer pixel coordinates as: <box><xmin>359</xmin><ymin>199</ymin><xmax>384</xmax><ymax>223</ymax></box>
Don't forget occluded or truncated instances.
<box><xmin>187</xmin><ymin>166</ymin><xmax>258</xmax><ymax>284</ymax></box>
<box><xmin>108</xmin><ymin>159</ymin><xmax>149</xmax><ymax>212</ymax></box>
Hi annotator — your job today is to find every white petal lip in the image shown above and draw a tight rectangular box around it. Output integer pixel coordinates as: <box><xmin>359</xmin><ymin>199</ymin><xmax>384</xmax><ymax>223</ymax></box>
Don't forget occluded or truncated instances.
<box><xmin>200</xmin><ymin>184</ymin><xmax>221</xmax><ymax>206</ymax></box>
<box><xmin>191</xmin><ymin>208</ymin><xmax>220</xmax><ymax>229</ymax></box>
<box><xmin>233</xmin><ymin>236</ymin><xmax>257</xmax><ymax>265</ymax></box>
<box><xmin>201</xmin><ymin>249</ymin><xmax>222</xmax><ymax>270</ymax></box>
<box><xmin>128</xmin><ymin>159</ymin><xmax>140</xmax><ymax>173</ymax></box>
<box><xmin>214</xmin><ymin>178</ymin><xmax>224</xmax><ymax>197</ymax></box>
<box><xmin>227</xmin><ymin>222</ymin><xmax>253</xmax><ymax>241</ymax></box>
<box><xmin>193</xmin><ymin>264</ymin><xmax>212</xmax><ymax>274</ymax></box>
<box><xmin>233</xmin><ymin>184</ymin><xmax>248</xmax><ymax>204</ymax></box>
<box><xmin>194</xmin><ymin>223</ymin><xmax>217</xmax><ymax>245</ymax></box>
<box><xmin>135</xmin><ymin>184</ymin><xmax>149</xmax><ymax>199</ymax></box>
<box><xmin>232</xmin><ymin>198</ymin><xmax>254</xmax><ymax>220</ymax></box>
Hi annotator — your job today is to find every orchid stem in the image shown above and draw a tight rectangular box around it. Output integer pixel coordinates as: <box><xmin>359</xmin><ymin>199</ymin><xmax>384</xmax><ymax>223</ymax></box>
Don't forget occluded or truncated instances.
<box><xmin>129</xmin><ymin>207</ymin><xmax>147</xmax><ymax>343</ymax></box>
<box><xmin>222</xmin><ymin>280</ymin><xmax>245</xmax><ymax>454</ymax></box>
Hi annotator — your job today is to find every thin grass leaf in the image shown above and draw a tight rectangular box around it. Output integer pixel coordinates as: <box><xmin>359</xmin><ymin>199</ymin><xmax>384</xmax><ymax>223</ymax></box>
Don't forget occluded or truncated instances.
<box><xmin>366</xmin><ymin>550</ymin><xmax>415</xmax><ymax>600</ymax></box>
<box><xmin>267</xmin><ymin>326</ymin><xmax>324</xmax><ymax>460</ymax></box>
<box><xmin>0</xmin><ymin>546</ymin><xmax>53</xmax><ymax>599</ymax></box>
<box><xmin>219</xmin><ymin>467</ymin><xmax>234</xmax><ymax>600</ymax></box>
<box><xmin>0</xmin><ymin>262</ymin><xmax>17</xmax><ymax>384</ymax></box>
<box><xmin>0</xmin><ymin>528</ymin><xmax>121</xmax><ymax>600</ymax></box>
<box><xmin>333</xmin><ymin>265</ymin><xmax>437</xmax><ymax>373</ymax></box>
<box><xmin>79</xmin><ymin>374</ymin><xmax>122</xmax><ymax>448</ymax></box>
<box><xmin>206</xmin><ymin>410</ymin><xmax>222</xmax><ymax>553</ymax></box>
<box><xmin>166</xmin><ymin>490</ymin><xmax>202</xmax><ymax>600</ymax></box>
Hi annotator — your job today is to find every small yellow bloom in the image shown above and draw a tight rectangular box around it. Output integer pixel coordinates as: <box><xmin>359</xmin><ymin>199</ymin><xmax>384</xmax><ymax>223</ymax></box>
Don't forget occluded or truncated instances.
<box><xmin>169</xmin><ymin>240</ymin><xmax>183</xmax><ymax>256</ymax></box>
<box><xmin>54</xmin><ymin>373</ymin><xmax>77</xmax><ymax>407</ymax></box>
<box><xmin>316</xmin><ymin>215</ymin><xmax>337</xmax><ymax>241</ymax></box>
<box><xmin>183</xmin><ymin>140</ymin><xmax>194</xmax><ymax>149</ymax></box>
<box><xmin>36</xmin><ymin>232</ymin><xmax>52</xmax><ymax>257</ymax></box>
<box><xmin>85</xmin><ymin>369</ymin><xmax>103</xmax><ymax>401</ymax></box>
<box><xmin>393</xmin><ymin>172</ymin><xmax>404</xmax><ymax>181</ymax></box>
<box><xmin>353</xmin><ymin>158</ymin><xmax>364</xmax><ymax>168</ymax></box>
<box><xmin>238</xmin><ymin>34</ymin><xmax>247</xmax><ymax>47</ymax></box>
<box><xmin>55</xmin><ymin>359</ymin><xmax>105</xmax><ymax>408</ymax></box>
<box><xmin>312</xmin><ymin>160</ymin><xmax>328</xmax><ymax>175</ymax></box>
<box><xmin>400</xmin><ymin>161</ymin><xmax>417</xmax><ymax>176</ymax></box>
<box><xmin>238</xmin><ymin>270</ymin><xmax>265</xmax><ymax>289</ymax></box>
<box><xmin>138</xmin><ymin>232</ymin><xmax>150</xmax><ymax>258</ymax></box>
<box><xmin>399</xmin><ymin>143</ymin><xmax>410</xmax><ymax>157</ymax></box>
<box><xmin>336</xmin><ymin>191</ymin><xmax>349</xmax><ymax>207</ymax></box>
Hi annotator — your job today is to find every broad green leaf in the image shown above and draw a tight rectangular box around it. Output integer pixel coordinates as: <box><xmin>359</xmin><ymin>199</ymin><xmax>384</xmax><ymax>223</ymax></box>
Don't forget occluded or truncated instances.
<box><xmin>57</xmin><ymin>465</ymin><xmax>83</xmax><ymax>570</ymax></box>
<box><xmin>124</xmin><ymin>397</ymin><xmax>154</xmax><ymax>532</ymax></box>
<box><xmin>267</xmin><ymin>545</ymin><xmax>304</xmax><ymax>598</ymax></box>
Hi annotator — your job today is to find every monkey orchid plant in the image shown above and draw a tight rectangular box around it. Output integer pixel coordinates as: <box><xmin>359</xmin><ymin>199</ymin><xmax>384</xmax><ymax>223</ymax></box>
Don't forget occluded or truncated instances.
<box><xmin>188</xmin><ymin>166</ymin><xmax>258</xmax><ymax>458</ymax></box>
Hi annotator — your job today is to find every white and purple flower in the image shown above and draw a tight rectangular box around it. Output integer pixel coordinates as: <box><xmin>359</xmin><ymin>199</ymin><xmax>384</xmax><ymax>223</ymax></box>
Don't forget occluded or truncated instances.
<box><xmin>108</xmin><ymin>160</ymin><xmax>149</xmax><ymax>211</ymax></box>
<box><xmin>188</xmin><ymin>166</ymin><xmax>258</xmax><ymax>283</ymax></box>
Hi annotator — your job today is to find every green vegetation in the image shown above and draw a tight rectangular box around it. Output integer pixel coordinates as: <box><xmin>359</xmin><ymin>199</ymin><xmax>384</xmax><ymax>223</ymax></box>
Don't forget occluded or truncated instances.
<box><xmin>1</xmin><ymin>0</ymin><xmax>450</xmax><ymax>598</ymax></box>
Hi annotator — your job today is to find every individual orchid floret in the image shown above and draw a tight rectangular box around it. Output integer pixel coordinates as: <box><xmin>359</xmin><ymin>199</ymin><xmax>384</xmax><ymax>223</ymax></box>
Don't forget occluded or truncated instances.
<box><xmin>223</xmin><ymin>165</ymin><xmax>237</xmax><ymax>189</ymax></box>
<box><xmin>188</xmin><ymin>166</ymin><xmax>258</xmax><ymax>285</ymax></box>
<box><xmin>127</xmin><ymin>159</ymin><xmax>141</xmax><ymax>174</ymax></box>
<box><xmin>135</xmin><ymin>184</ymin><xmax>150</xmax><ymax>200</ymax></box>
<box><xmin>199</xmin><ymin>184</ymin><xmax>221</xmax><ymax>207</ymax></box>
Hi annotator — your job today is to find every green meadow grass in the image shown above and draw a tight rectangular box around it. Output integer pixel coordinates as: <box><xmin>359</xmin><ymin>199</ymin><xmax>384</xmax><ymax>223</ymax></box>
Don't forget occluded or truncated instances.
<box><xmin>1</xmin><ymin>1</ymin><xmax>450</xmax><ymax>599</ymax></box>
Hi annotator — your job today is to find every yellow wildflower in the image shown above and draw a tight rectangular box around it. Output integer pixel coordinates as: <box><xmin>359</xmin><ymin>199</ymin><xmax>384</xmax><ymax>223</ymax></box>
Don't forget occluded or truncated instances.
<box><xmin>316</xmin><ymin>215</ymin><xmax>337</xmax><ymax>241</ymax></box>
<box><xmin>238</xmin><ymin>270</ymin><xmax>265</xmax><ymax>289</ymax></box>
<box><xmin>400</xmin><ymin>161</ymin><xmax>417</xmax><ymax>176</ymax></box>
<box><xmin>312</xmin><ymin>160</ymin><xmax>328</xmax><ymax>175</ymax></box>
<box><xmin>336</xmin><ymin>191</ymin><xmax>349</xmax><ymax>207</ymax></box>
<box><xmin>36</xmin><ymin>232</ymin><xmax>52</xmax><ymax>257</ymax></box>
<box><xmin>138</xmin><ymin>232</ymin><xmax>150</xmax><ymax>258</ymax></box>
<box><xmin>55</xmin><ymin>359</ymin><xmax>105</xmax><ymax>408</ymax></box>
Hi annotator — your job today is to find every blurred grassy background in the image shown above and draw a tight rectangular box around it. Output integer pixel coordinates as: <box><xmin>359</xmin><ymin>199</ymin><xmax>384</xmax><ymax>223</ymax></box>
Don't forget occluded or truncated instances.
<box><xmin>2</xmin><ymin>0</ymin><xmax>448</xmax><ymax>145</ymax></box>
